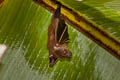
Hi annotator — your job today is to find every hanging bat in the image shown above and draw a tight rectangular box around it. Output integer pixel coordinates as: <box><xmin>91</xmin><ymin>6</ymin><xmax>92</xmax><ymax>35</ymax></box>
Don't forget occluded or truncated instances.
<box><xmin>47</xmin><ymin>4</ymin><xmax>72</xmax><ymax>67</ymax></box>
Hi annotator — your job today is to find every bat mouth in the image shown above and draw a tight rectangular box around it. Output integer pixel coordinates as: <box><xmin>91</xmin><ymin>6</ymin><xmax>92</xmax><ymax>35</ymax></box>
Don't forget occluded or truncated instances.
<box><xmin>49</xmin><ymin>56</ymin><xmax>58</xmax><ymax>67</ymax></box>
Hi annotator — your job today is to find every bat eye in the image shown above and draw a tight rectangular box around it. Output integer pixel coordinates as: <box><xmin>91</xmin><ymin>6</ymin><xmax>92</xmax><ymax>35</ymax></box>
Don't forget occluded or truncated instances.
<box><xmin>64</xmin><ymin>50</ymin><xmax>67</xmax><ymax>54</ymax></box>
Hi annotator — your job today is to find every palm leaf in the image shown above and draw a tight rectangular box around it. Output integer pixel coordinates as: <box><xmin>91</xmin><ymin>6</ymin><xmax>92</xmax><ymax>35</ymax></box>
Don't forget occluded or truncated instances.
<box><xmin>0</xmin><ymin>0</ymin><xmax>120</xmax><ymax>80</ymax></box>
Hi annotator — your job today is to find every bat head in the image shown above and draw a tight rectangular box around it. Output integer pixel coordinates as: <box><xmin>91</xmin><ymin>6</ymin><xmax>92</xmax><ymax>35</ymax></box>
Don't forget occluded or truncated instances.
<box><xmin>49</xmin><ymin>43</ymin><xmax>72</xmax><ymax>66</ymax></box>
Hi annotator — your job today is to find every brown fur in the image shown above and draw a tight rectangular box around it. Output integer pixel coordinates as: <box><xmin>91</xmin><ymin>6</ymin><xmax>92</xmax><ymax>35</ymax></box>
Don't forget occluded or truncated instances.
<box><xmin>47</xmin><ymin>4</ymin><xmax>72</xmax><ymax>66</ymax></box>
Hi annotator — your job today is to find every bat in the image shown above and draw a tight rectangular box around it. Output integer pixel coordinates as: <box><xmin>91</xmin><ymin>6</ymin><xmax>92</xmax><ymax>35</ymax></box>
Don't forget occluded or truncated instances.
<box><xmin>47</xmin><ymin>4</ymin><xmax>72</xmax><ymax>67</ymax></box>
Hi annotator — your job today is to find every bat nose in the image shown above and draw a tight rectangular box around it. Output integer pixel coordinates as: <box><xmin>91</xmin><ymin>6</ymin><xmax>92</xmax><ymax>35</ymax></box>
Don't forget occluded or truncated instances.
<box><xmin>66</xmin><ymin>51</ymin><xmax>72</xmax><ymax>58</ymax></box>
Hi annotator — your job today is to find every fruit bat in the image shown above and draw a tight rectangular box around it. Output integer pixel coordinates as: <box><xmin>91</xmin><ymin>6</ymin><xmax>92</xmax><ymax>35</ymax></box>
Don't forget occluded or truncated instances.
<box><xmin>47</xmin><ymin>4</ymin><xmax>72</xmax><ymax>67</ymax></box>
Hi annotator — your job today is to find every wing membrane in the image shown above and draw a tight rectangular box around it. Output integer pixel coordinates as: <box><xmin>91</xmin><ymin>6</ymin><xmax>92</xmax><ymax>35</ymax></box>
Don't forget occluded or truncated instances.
<box><xmin>56</xmin><ymin>19</ymin><xmax>69</xmax><ymax>44</ymax></box>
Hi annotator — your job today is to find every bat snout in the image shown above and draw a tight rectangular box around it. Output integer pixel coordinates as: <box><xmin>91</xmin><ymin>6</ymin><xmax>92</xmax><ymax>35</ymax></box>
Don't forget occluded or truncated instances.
<box><xmin>65</xmin><ymin>50</ymin><xmax>72</xmax><ymax>58</ymax></box>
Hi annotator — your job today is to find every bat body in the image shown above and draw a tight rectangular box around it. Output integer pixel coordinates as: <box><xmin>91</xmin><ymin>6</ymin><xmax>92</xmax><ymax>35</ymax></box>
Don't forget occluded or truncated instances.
<box><xmin>47</xmin><ymin>4</ymin><xmax>72</xmax><ymax>66</ymax></box>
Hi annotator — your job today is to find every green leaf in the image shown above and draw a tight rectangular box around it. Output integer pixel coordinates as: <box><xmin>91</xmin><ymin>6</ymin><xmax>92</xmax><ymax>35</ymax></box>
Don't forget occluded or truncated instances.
<box><xmin>59</xmin><ymin>0</ymin><xmax>120</xmax><ymax>39</ymax></box>
<box><xmin>0</xmin><ymin>0</ymin><xmax>120</xmax><ymax>80</ymax></box>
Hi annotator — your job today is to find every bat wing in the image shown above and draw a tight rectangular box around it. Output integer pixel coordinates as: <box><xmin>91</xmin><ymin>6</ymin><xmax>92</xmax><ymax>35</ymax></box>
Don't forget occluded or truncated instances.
<box><xmin>56</xmin><ymin>18</ymin><xmax>70</xmax><ymax>44</ymax></box>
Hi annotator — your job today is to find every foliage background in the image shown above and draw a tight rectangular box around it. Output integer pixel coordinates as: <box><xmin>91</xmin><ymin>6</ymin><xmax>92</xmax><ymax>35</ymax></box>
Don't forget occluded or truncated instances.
<box><xmin>0</xmin><ymin>0</ymin><xmax>120</xmax><ymax>80</ymax></box>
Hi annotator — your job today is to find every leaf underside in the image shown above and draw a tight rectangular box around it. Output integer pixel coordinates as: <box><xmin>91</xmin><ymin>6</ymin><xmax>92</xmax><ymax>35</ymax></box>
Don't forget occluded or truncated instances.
<box><xmin>0</xmin><ymin>0</ymin><xmax>120</xmax><ymax>80</ymax></box>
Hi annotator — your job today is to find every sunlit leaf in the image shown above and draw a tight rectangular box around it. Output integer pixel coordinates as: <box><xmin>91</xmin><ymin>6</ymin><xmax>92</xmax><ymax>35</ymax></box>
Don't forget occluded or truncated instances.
<box><xmin>0</xmin><ymin>0</ymin><xmax>120</xmax><ymax>80</ymax></box>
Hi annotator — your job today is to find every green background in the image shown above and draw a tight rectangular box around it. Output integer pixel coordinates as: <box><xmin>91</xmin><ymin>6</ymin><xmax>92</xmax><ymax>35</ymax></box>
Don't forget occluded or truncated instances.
<box><xmin>0</xmin><ymin>0</ymin><xmax>120</xmax><ymax>80</ymax></box>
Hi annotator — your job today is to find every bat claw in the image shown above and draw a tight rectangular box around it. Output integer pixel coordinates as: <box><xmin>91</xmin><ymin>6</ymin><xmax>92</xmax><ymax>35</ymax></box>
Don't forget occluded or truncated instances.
<box><xmin>55</xmin><ymin>43</ymin><xmax>59</xmax><ymax>47</ymax></box>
